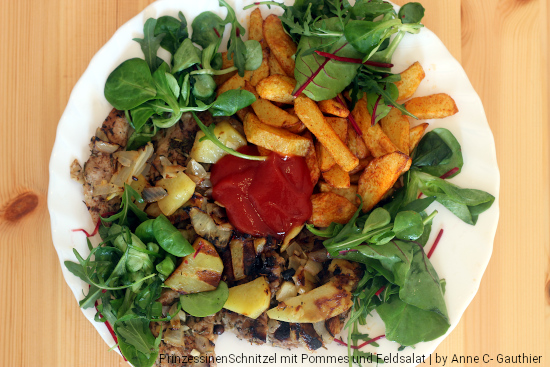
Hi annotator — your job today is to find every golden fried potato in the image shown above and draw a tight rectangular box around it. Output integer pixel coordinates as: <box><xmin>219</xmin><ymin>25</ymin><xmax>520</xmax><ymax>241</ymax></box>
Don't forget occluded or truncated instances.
<box><xmin>263</xmin><ymin>14</ymin><xmax>297</xmax><ymax>77</ymax></box>
<box><xmin>358</xmin><ymin>152</ymin><xmax>412</xmax><ymax>212</ymax></box>
<box><xmin>268</xmin><ymin>50</ymin><xmax>287</xmax><ymax>76</ymax></box>
<box><xmin>405</xmin><ymin>93</ymin><xmax>459</xmax><ymax>119</ymax></box>
<box><xmin>248</xmin><ymin>8</ymin><xmax>265</xmax><ymax>47</ymax></box>
<box><xmin>316</xmin><ymin>117</ymin><xmax>348</xmax><ymax>172</ymax></box>
<box><xmin>348</xmin><ymin>157</ymin><xmax>373</xmax><ymax>175</ymax></box>
<box><xmin>213</xmin><ymin>51</ymin><xmax>238</xmax><ymax>86</ymax></box>
<box><xmin>395</xmin><ymin>61</ymin><xmax>425</xmax><ymax>101</ymax></box>
<box><xmin>380</xmin><ymin>107</ymin><xmax>410</xmax><ymax>155</ymax></box>
<box><xmin>303</xmin><ymin>132</ymin><xmax>320</xmax><ymax>186</ymax></box>
<box><xmin>235</xmin><ymin>106</ymin><xmax>253</xmax><ymax>122</ymax></box>
<box><xmin>243</xmin><ymin>113</ymin><xmax>312</xmax><ymax>156</ymax></box>
<box><xmin>322</xmin><ymin>165</ymin><xmax>350</xmax><ymax>189</ymax></box>
<box><xmin>216</xmin><ymin>73</ymin><xmax>246</xmax><ymax>97</ymax></box>
<box><xmin>250</xmin><ymin>48</ymin><xmax>270</xmax><ymax>86</ymax></box>
<box><xmin>347</xmin><ymin>124</ymin><xmax>369</xmax><ymax>159</ymax></box>
<box><xmin>310</xmin><ymin>192</ymin><xmax>358</xmax><ymax>227</ymax></box>
<box><xmin>318</xmin><ymin>182</ymin><xmax>359</xmax><ymax>205</ymax></box>
<box><xmin>252</xmin><ymin>99</ymin><xmax>300</xmax><ymax>128</ymax></box>
<box><xmin>256</xmin><ymin>146</ymin><xmax>272</xmax><ymax>156</ymax></box>
<box><xmin>256</xmin><ymin>74</ymin><xmax>296</xmax><ymax>104</ymax></box>
<box><xmin>318</xmin><ymin>98</ymin><xmax>350</xmax><ymax>118</ymax></box>
<box><xmin>295</xmin><ymin>95</ymin><xmax>358</xmax><ymax>172</ymax></box>
<box><xmin>224</xmin><ymin>277</ymin><xmax>271</xmax><ymax>319</ymax></box>
<box><xmin>409</xmin><ymin>123</ymin><xmax>429</xmax><ymax>152</ymax></box>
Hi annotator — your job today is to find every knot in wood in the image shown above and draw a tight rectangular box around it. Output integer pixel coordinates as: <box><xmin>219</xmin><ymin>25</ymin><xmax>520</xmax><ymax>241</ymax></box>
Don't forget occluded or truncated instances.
<box><xmin>2</xmin><ymin>191</ymin><xmax>39</xmax><ymax>222</ymax></box>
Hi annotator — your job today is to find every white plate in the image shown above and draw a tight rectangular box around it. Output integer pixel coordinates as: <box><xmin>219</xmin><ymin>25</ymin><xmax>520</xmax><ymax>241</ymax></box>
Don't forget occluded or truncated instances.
<box><xmin>48</xmin><ymin>1</ymin><xmax>500</xmax><ymax>366</ymax></box>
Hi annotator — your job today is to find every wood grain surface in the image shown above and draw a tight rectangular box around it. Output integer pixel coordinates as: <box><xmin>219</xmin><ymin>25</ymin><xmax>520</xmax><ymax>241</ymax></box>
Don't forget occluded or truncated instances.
<box><xmin>0</xmin><ymin>0</ymin><xmax>548</xmax><ymax>366</ymax></box>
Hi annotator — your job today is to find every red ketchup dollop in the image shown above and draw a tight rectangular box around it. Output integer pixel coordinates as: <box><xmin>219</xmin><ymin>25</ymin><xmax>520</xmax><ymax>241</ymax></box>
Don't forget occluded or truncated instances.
<box><xmin>211</xmin><ymin>146</ymin><xmax>313</xmax><ymax>238</ymax></box>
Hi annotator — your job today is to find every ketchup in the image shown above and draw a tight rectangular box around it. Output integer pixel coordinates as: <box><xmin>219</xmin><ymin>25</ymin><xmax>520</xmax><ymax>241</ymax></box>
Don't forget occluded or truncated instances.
<box><xmin>211</xmin><ymin>146</ymin><xmax>313</xmax><ymax>238</ymax></box>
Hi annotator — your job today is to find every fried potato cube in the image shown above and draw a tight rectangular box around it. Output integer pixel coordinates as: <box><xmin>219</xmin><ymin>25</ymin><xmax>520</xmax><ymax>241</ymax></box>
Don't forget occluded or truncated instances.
<box><xmin>263</xmin><ymin>14</ymin><xmax>297</xmax><ymax>77</ymax></box>
<box><xmin>248</xmin><ymin>8</ymin><xmax>265</xmax><ymax>47</ymax></box>
<box><xmin>244</xmin><ymin>113</ymin><xmax>312</xmax><ymax>156</ymax></box>
<box><xmin>303</xmin><ymin>132</ymin><xmax>320</xmax><ymax>186</ymax></box>
<box><xmin>250</xmin><ymin>48</ymin><xmax>270</xmax><ymax>86</ymax></box>
<box><xmin>267</xmin><ymin>281</ymin><xmax>352</xmax><ymax>323</ymax></box>
<box><xmin>156</xmin><ymin>172</ymin><xmax>196</xmax><ymax>216</ymax></box>
<box><xmin>322</xmin><ymin>165</ymin><xmax>350</xmax><ymax>189</ymax></box>
<box><xmin>252</xmin><ymin>99</ymin><xmax>300</xmax><ymax>128</ymax></box>
<box><xmin>409</xmin><ymin>123</ymin><xmax>429</xmax><ymax>152</ymax></box>
<box><xmin>380</xmin><ymin>107</ymin><xmax>410</xmax><ymax>155</ymax></box>
<box><xmin>268</xmin><ymin>50</ymin><xmax>287</xmax><ymax>76</ymax></box>
<box><xmin>295</xmin><ymin>95</ymin><xmax>359</xmax><ymax>172</ymax></box>
<box><xmin>165</xmin><ymin>237</ymin><xmax>223</xmax><ymax>294</ymax></box>
<box><xmin>358</xmin><ymin>152</ymin><xmax>412</xmax><ymax>212</ymax></box>
<box><xmin>347</xmin><ymin>124</ymin><xmax>369</xmax><ymax>159</ymax></box>
<box><xmin>256</xmin><ymin>74</ymin><xmax>296</xmax><ymax>104</ymax></box>
<box><xmin>395</xmin><ymin>61</ymin><xmax>425</xmax><ymax>101</ymax></box>
<box><xmin>224</xmin><ymin>277</ymin><xmax>271</xmax><ymax>319</ymax></box>
<box><xmin>405</xmin><ymin>93</ymin><xmax>459</xmax><ymax>119</ymax></box>
<box><xmin>318</xmin><ymin>98</ymin><xmax>350</xmax><ymax>118</ymax></box>
<box><xmin>310</xmin><ymin>192</ymin><xmax>358</xmax><ymax>227</ymax></box>
<box><xmin>352</xmin><ymin>99</ymin><xmax>398</xmax><ymax>158</ymax></box>
<box><xmin>318</xmin><ymin>182</ymin><xmax>359</xmax><ymax>205</ymax></box>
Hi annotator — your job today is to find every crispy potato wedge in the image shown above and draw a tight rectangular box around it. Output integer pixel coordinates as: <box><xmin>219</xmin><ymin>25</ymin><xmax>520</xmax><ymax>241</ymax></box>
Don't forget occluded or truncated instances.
<box><xmin>165</xmin><ymin>237</ymin><xmax>223</xmax><ymax>294</ymax></box>
<box><xmin>310</xmin><ymin>192</ymin><xmax>358</xmax><ymax>227</ymax></box>
<box><xmin>216</xmin><ymin>73</ymin><xmax>246</xmax><ymax>97</ymax></box>
<box><xmin>409</xmin><ymin>123</ymin><xmax>429</xmax><ymax>152</ymax></box>
<box><xmin>322</xmin><ymin>165</ymin><xmax>350</xmax><ymax>189</ymax></box>
<box><xmin>318</xmin><ymin>98</ymin><xmax>350</xmax><ymax>118</ymax></box>
<box><xmin>380</xmin><ymin>107</ymin><xmax>410</xmax><ymax>155</ymax></box>
<box><xmin>224</xmin><ymin>277</ymin><xmax>271</xmax><ymax>319</ymax></box>
<box><xmin>349</xmin><ymin>157</ymin><xmax>373</xmax><ymax>175</ymax></box>
<box><xmin>295</xmin><ymin>95</ymin><xmax>358</xmax><ymax>172</ymax></box>
<box><xmin>263</xmin><ymin>14</ymin><xmax>297</xmax><ymax>76</ymax></box>
<box><xmin>267</xmin><ymin>281</ymin><xmax>353</xmax><ymax>323</ymax></box>
<box><xmin>256</xmin><ymin>74</ymin><xmax>296</xmax><ymax>104</ymax></box>
<box><xmin>358</xmin><ymin>152</ymin><xmax>412</xmax><ymax>212</ymax></box>
<box><xmin>395</xmin><ymin>61</ymin><xmax>425</xmax><ymax>101</ymax></box>
<box><xmin>244</xmin><ymin>113</ymin><xmax>312</xmax><ymax>156</ymax></box>
<box><xmin>213</xmin><ymin>52</ymin><xmax>237</xmax><ymax>86</ymax></box>
<box><xmin>318</xmin><ymin>182</ymin><xmax>359</xmax><ymax>205</ymax></box>
<box><xmin>303</xmin><ymin>132</ymin><xmax>320</xmax><ymax>186</ymax></box>
<box><xmin>268</xmin><ymin>50</ymin><xmax>287</xmax><ymax>76</ymax></box>
<box><xmin>316</xmin><ymin>117</ymin><xmax>348</xmax><ymax>172</ymax></box>
<box><xmin>248</xmin><ymin>8</ymin><xmax>265</xmax><ymax>47</ymax></box>
<box><xmin>316</xmin><ymin>141</ymin><xmax>334</xmax><ymax>172</ymax></box>
<box><xmin>250</xmin><ymin>48</ymin><xmax>270</xmax><ymax>86</ymax></box>
<box><xmin>351</xmin><ymin>99</ymin><xmax>398</xmax><ymax>158</ymax></box>
<box><xmin>235</xmin><ymin>106</ymin><xmax>253</xmax><ymax>122</ymax></box>
<box><xmin>405</xmin><ymin>93</ymin><xmax>459</xmax><ymax>119</ymax></box>
<box><xmin>252</xmin><ymin>99</ymin><xmax>300</xmax><ymax>127</ymax></box>
<box><xmin>347</xmin><ymin>124</ymin><xmax>370</xmax><ymax>159</ymax></box>
<box><xmin>257</xmin><ymin>146</ymin><xmax>272</xmax><ymax>156</ymax></box>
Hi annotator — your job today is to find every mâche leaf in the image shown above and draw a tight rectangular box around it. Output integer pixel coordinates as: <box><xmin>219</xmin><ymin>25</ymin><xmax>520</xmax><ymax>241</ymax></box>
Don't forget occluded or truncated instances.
<box><xmin>104</xmin><ymin>58</ymin><xmax>157</xmax><ymax>110</ymax></box>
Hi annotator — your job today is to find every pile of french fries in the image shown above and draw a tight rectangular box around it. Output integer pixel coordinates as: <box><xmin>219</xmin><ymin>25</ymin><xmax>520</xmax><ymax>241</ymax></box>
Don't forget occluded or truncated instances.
<box><xmin>215</xmin><ymin>9</ymin><xmax>459</xmax><ymax>228</ymax></box>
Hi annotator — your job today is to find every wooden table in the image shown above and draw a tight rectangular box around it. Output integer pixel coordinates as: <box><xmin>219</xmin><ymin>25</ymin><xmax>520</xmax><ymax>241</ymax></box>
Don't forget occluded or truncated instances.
<box><xmin>0</xmin><ymin>0</ymin><xmax>548</xmax><ymax>366</ymax></box>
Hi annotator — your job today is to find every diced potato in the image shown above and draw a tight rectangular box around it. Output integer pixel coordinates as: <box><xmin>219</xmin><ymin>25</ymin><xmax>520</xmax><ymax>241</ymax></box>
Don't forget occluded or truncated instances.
<box><xmin>322</xmin><ymin>165</ymin><xmax>350</xmax><ymax>189</ymax></box>
<box><xmin>165</xmin><ymin>237</ymin><xmax>223</xmax><ymax>294</ymax></box>
<box><xmin>250</xmin><ymin>48</ymin><xmax>270</xmax><ymax>86</ymax></box>
<box><xmin>347</xmin><ymin>125</ymin><xmax>369</xmax><ymax>159</ymax></box>
<box><xmin>318</xmin><ymin>181</ymin><xmax>359</xmax><ymax>205</ymax></box>
<box><xmin>409</xmin><ymin>123</ymin><xmax>429</xmax><ymax>152</ymax></box>
<box><xmin>318</xmin><ymin>98</ymin><xmax>350</xmax><ymax>118</ymax></box>
<box><xmin>266</xmin><ymin>281</ymin><xmax>353</xmax><ymax>323</ymax></box>
<box><xmin>243</xmin><ymin>113</ymin><xmax>312</xmax><ymax>156</ymax></box>
<box><xmin>295</xmin><ymin>95</ymin><xmax>358</xmax><ymax>172</ymax></box>
<box><xmin>253</xmin><ymin>237</ymin><xmax>267</xmax><ymax>254</ymax></box>
<box><xmin>276</xmin><ymin>281</ymin><xmax>298</xmax><ymax>302</ymax></box>
<box><xmin>380</xmin><ymin>107</ymin><xmax>410</xmax><ymax>155</ymax></box>
<box><xmin>358</xmin><ymin>152</ymin><xmax>412</xmax><ymax>212</ymax></box>
<box><xmin>224</xmin><ymin>277</ymin><xmax>271</xmax><ymax>319</ymax></box>
<box><xmin>190</xmin><ymin>121</ymin><xmax>247</xmax><ymax>163</ymax></box>
<box><xmin>310</xmin><ymin>192</ymin><xmax>358</xmax><ymax>227</ymax></box>
<box><xmin>405</xmin><ymin>93</ymin><xmax>459</xmax><ymax>119</ymax></box>
<box><xmin>252</xmin><ymin>99</ymin><xmax>300</xmax><ymax>127</ymax></box>
<box><xmin>156</xmin><ymin>172</ymin><xmax>196</xmax><ymax>216</ymax></box>
<box><xmin>395</xmin><ymin>61</ymin><xmax>425</xmax><ymax>101</ymax></box>
<box><xmin>145</xmin><ymin>202</ymin><xmax>162</xmax><ymax>218</ymax></box>
<box><xmin>302</xmin><ymin>132</ymin><xmax>320</xmax><ymax>186</ymax></box>
<box><xmin>268</xmin><ymin>51</ymin><xmax>287</xmax><ymax>76</ymax></box>
<box><xmin>248</xmin><ymin>8</ymin><xmax>265</xmax><ymax>47</ymax></box>
<box><xmin>263</xmin><ymin>14</ymin><xmax>297</xmax><ymax>76</ymax></box>
<box><xmin>256</xmin><ymin>74</ymin><xmax>296</xmax><ymax>104</ymax></box>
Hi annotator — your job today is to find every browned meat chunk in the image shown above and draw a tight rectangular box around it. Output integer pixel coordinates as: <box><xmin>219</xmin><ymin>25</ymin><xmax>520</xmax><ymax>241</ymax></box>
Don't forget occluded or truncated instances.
<box><xmin>220</xmin><ymin>311</ymin><xmax>268</xmax><ymax>344</ymax></box>
<box><xmin>99</xmin><ymin>108</ymin><xmax>129</xmax><ymax>147</ymax></box>
<box><xmin>82</xmin><ymin>153</ymin><xmax>120</xmax><ymax>223</ymax></box>
<box><xmin>153</xmin><ymin>113</ymin><xmax>199</xmax><ymax>169</ymax></box>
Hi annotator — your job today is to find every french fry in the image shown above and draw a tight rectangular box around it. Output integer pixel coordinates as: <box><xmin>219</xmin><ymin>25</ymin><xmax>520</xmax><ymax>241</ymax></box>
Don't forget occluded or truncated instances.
<box><xmin>409</xmin><ymin>123</ymin><xmax>429</xmax><ymax>152</ymax></box>
<box><xmin>316</xmin><ymin>141</ymin><xmax>335</xmax><ymax>172</ymax></box>
<box><xmin>310</xmin><ymin>192</ymin><xmax>358</xmax><ymax>227</ymax></box>
<box><xmin>236</xmin><ymin>106</ymin><xmax>253</xmax><ymax>122</ymax></box>
<box><xmin>380</xmin><ymin>107</ymin><xmax>410</xmax><ymax>155</ymax></box>
<box><xmin>349</xmin><ymin>157</ymin><xmax>373</xmax><ymax>175</ymax></box>
<box><xmin>263</xmin><ymin>14</ymin><xmax>297</xmax><ymax>77</ymax></box>
<box><xmin>268</xmin><ymin>51</ymin><xmax>287</xmax><ymax>76</ymax></box>
<box><xmin>318</xmin><ymin>98</ymin><xmax>350</xmax><ymax>118</ymax></box>
<box><xmin>395</xmin><ymin>61</ymin><xmax>425</xmax><ymax>101</ymax></box>
<box><xmin>349</xmin><ymin>173</ymin><xmax>361</xmax><ymax>184</ymax></box>
<box><xmin>295</xmin><ymin>95</ymin><xmax>359</xmax><ymax>172</ymax></box>
<box><xmin>257</xmin><ymin>146</ymin><xmax>272</xmax><ymax>156</ymax></box>
<box><xmin>243</xmin><ymin>81</ymin><xmax>259</xmax><ymax>98</ymax></box>
<box><xmin>347</xmin><ymin>125</ymin><xmax>369</xmax><ymax>159</ymax></box>
<box><xmin>352</xmin><ymin>99</ymin><xmax>398</xmax><ymax>158</ymax></box>
<box><xmin>322</xmin><ymin>165</ymin><xmax>350</xmax><ymax>189</ymax></box>
<box><xmin>303</xmin><ymin>132</ymin><xmax>320</xmax><ymax>186</ymax></box>
<box><xmin>405</xmin><ymin>93</ymin><xmax>459</xmax><ymax>119</ymax></box>
<box><xmin>243</xmin><ymin>113</ymin><xmax>312</xmax><ymax>156</ymax></box>
<box><xmin>358</xmin><ymin>152</ymin><xmax>412</xmax><ymax>212</ymax></box>
<box><xmin>316</xmin><ymin>117</ymin><xmax>347</xmax><ymax>172</ymax></box>
<box><xmin>217</xmin><ymin>73</ymin><xmax>247</xmax><ymax>97</ymax></box>
<box><xmin>252</xmin><ymin>99</ymin><xmax>300</xmax><ymax>128</ymax></box>
<box><xmin>213</xmin><ymin>51</ymin><xmax>238</xmax><ymax>86</ymax></box>
<box><xmin>284</xmin><ymin>108</ymin><xmax>307</xmax><ymax>133</ymax></box>
<box><xmin>318</xmin><ymin>181</ymin><xmax>359</xmax><ymax>205</ymax></box>
<box><xmin>250</xmin><ymin>48</ymin><xmax>270</xmax><ymax>86</ymax></box>
<box><xmin>248</xmin><ymin>8</ymin><xmax>265</xmax><ymax>48</ymax></box>
<box><xmin>256</xmin><ymin>75</ymin><xmax>296</xmax><ymax>104</ymax></box>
